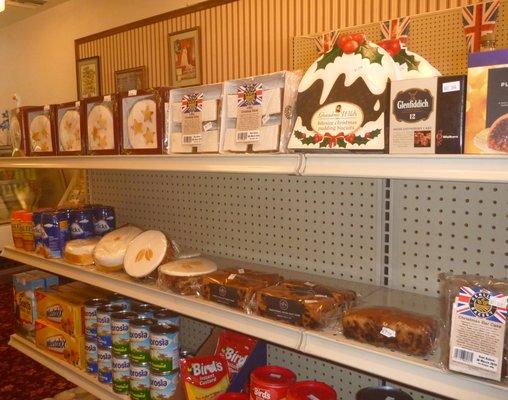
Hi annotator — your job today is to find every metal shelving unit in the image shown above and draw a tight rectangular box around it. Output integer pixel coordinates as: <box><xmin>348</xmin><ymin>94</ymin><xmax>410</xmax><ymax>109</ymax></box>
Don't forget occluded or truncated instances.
<box><xmin>3</xmin><ymin>246</ymin><xmax>507</xmax><ymax>400</ymax></box>
<box><xmin>0</xmin><ymin>154</ymin><xmax>507</xmax><ymax>182</ymax></box>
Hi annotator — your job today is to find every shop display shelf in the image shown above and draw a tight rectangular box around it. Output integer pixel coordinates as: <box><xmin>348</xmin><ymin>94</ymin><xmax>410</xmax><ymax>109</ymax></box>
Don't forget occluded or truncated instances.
<box><xmin>8</xmin><ymin>334</ymin><xmax>122</xmax><ymax>400</ymax></box>
<box><xmin>0</xmin><ymin>154</ymin><xmax>302</xmax><ymax>175</ymax></box>
<box><xmin>3</xmin><ymin>245</ymin><xmax>507</xmax><ymax>400</ymax></box>
<box><xmin>0</xmin><ymin>154</ymin><xmax>507</xmax><ymax>182</ymax></box>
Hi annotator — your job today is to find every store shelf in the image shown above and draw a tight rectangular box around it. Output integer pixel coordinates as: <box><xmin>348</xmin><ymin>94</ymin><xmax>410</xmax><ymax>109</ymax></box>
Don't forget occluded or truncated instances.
<box><xmin>1</xmin><ymin>154</ymin><xmax>508</xmax><ymax>182</ymax></box>
<box><xmin>3</xmin><ymin>246</ymin><xmax>507</xmax><ymax>400</ymax></box>
<box><xmin>2</xmin><ymin>246</ymin><xmax>304</xmax><ymax>349</ymax></box>
<box><xmin>302</xmin><ymin>154</ymin><xmax>508</xmax><ymax>182</ymax></box>
<box><xmin>8</xmin><ymin>334</ymin><xmax>122</xmax><ymax>400</ymax></box>
<box><xmin>0</xmin><ymin>154</ymin><xmax>302</xmax><ymax>175</ymax></box>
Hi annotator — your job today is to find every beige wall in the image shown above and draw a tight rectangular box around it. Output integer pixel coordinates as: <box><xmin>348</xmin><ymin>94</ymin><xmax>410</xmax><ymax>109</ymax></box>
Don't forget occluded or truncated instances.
<box><xmin>0</xmin><ymin>0</ymin><xmax>205</xmax><ymax>109</ymax></box>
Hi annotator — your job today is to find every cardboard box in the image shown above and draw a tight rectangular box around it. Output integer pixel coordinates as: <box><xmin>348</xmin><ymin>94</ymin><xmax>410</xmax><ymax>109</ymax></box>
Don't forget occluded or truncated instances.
<box><xmin>83</xmin><ymin>94</ymin><xmax>120</xmax><ymax>155</ymax></box>
<box><xmin>35</xmin><ymin>319</ymin><xmax>86</xmax><ymax>369</ymax></box>
<box><xmin>35</xmin><ymin>288</ymin><xmax>85</xmax><ymax>337</ymax></box>
<box><xmin>22</xmin><ymin>105</ymin><xmax>57</xmax><ymax>156</ymax></box>
<box><xmin>389</xmin><ymin>75</ymin><xmax>466</xmax><ymax>154</ymax></box>
<box><xmin>55</xmin><ymin>101</ymin><xmax>85</xmax><ymax>155</ymax></box>
<box><xmin>465</xmin><ymin>49</ymin><xmax>508</xmax><ymax>154</ymax></box>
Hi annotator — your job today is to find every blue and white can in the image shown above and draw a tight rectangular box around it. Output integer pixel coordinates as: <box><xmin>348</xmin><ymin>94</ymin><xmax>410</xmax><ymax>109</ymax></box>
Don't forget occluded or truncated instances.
<box><xmin>97</xmin><ymin>304</ymin><xmax>125</xmax><ymax>348</ymax></box>
<box><xmin>85</xmin><ymin>337</ymin><xmax>98</xmax><ymax>374</ymax></box>
<box><xmin>130</xmin><ymin>362</ymin><xmax>151</xmax><ymax>400</ymax></box>
<box><xmin>84</xmin><ymin>298</ymin><xmax>108</xmax><ymax>338</ymax></box>
<box><xmin>132</xmin><ymin>302</ymin><xmax>157</xmax><ymax>319</ymax></box>
<box><xmin>111</xmin><ymin>310</ymin><xmax>138</xmax><ymax>356</ymax></box>
<box><xmin>154</xmin><ymin>309</ymin><xmax>180</xmax><ymax>327</ymax></box>
<box><xmin>130</xmin><ymin>318</ymin><xmax>155</xmax><ymax>363</ymax></box>
<box><xmin>108</xmin><ymin>293</ymin><xmax>131</xmax><ymax>311</ymax></box>
<box><xmin>150</xmin><ymin>369</ymin><xmax>178</xmax><ymax>400</ymax></box>
<box><xmin>149</xmin><ymin>324</ymin><xmax>179</xmax><ymax>372</ymax></box>
<box><xmin>69</xmin><ymin>209</ymin><xmax>94</xmax><ymax>239</ymax></box>
<box><xmin>94</xmin><ymin>206</ymin><xmax>116</xmax><ymax>236</ymax></box>
<box><xmin>97</xmin><ymin>346</ymin><xmax>113</xmax><ymax>384</ymax></box>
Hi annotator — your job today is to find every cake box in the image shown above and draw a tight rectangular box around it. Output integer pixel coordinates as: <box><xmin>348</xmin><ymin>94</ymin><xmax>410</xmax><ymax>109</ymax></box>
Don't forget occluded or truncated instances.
<box><xmin>169</xmin><ymin>83</ymin><xmax>222</xmax><ymax>154</ymax></box>
<box><xmin>118</xmin><ymin>88</ymin><xmax>168</xmax><ymax>154</ymax></box>
<box><xmin>83</xmin><ymin>94</ymin><xmax>120</xmax><ymax>155</ymax></box>
<box><xmin>288</xmin><ymin>34</ymin><xmax>400</xmax><ymax>152</ymax></box>
<box><xmin>389</xmin><ymin>75</ymin><xmax>466</xmax><ymax>154</ymax></box>
<box><xmin>8</xmin><ymin>107</ymin><xmax>29</xmax><ymax>156</ymax></box>
<box><xmin>56</xmin><ymin>101</ymin><xmax>85</xmax><ymax>155</ymax></box>
<box><xmin>465</xmin><ymin>49</ymin><xmax>508</xmax><ymax>154</ymax></box>
<box><xmin>21</xmin><ymin>105</ymin><xmax>57</xmax><ymax>156</ymax></box>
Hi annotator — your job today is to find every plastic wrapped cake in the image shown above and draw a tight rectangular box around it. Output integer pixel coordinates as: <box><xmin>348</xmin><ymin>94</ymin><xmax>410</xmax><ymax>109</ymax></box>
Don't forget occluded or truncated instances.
<box><xmin>288</xmin><ymin>33</ymin><xmax>400</xmax><ymax>152</ymax></box>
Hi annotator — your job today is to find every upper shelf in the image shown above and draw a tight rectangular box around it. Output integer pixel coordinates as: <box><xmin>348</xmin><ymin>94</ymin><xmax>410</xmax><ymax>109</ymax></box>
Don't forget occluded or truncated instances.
<box><xmin>0</xmin><ymin>154</ymin><xmax>507</xmax><ymax>182</ymax></box>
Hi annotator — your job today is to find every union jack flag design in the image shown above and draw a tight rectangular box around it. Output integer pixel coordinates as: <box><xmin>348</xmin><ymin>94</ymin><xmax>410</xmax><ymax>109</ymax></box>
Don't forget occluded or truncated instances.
<box><xmin>456</xmin><ymin>286</ymin><xmax>507</xmax><ymax>324</ymax></box>
<box><xmin>380</xmin><ymin>16</ymin><xmax>411</xmax><ymax>45</ymax></box>
<box><xmin>462</xmin><ymin>0</ymin><xmax>500</xmax><ymax>53</ymax></box>
<box><xmin>237</xmin><ymin>82</ymin><xmax>263</xmax><ymax>108</ymax></box>
<box><xmin>181</xmin><ymin>93</ymin><xmax>203</xmax><ymax>114</ymax></box>
<box><xmin>314</xmin><ymin>30</ymin><xmax>340</xmax><ymax>55</ymax></box>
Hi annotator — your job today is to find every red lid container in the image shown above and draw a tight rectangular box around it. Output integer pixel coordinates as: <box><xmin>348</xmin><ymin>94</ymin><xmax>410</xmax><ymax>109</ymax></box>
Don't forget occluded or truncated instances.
<box><xmin>287</xmin><ymin>381</ymin><xmax>337</xmax><ymax>400</ymax></box>
<box><xmin>217</xmin><ymin>394</ymin><xmax>249</xmax><ymax>400</ymax></box>
<box><xmin>250</xmin><ymin>366</ymin><xmax>297</xmax><ymax>400</ymax></box>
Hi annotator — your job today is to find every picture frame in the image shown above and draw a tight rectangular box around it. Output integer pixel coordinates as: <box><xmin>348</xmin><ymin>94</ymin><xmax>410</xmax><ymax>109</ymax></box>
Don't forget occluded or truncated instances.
<box><xmin>76</xmin><ymin>56</ymin><xmax>101</xmax><ymax>100</ymax></box>
<box><xmin>168</xmin><ymin>26</ymin><xmax>202</xmax><ymax>88</ymax></box>
<box><xmin>115</xmin><ymin>66</ymin><xmax>147</xmax><ymax>93</ymax></box>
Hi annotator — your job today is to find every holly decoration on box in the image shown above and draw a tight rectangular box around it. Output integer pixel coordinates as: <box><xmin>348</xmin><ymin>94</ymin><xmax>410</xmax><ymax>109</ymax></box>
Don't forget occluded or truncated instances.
<box><xmin>294</xmin><ymin>129</ymin><xmax>381</xmax><ymax>148</ymax></box>
<box><xmin>316</xmin><ymin>32</ymin><xmax>384</xmax><ymax>71</ymax></box>
<box><xmin>378</xmin><ymin>39</ymin><xmax>420</xmax><ymax>71</ymax></box>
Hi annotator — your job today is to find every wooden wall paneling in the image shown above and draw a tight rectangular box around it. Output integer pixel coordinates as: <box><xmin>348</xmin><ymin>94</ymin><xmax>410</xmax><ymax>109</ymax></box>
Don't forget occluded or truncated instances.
<box><xmin>76</xmin><ymin>0</ymin><xmax>504</xmax><ymax>94</ymax></box>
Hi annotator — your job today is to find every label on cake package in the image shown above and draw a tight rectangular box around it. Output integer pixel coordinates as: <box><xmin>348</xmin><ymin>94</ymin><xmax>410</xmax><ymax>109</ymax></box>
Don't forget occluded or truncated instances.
<box><xmin>203</xmin><ymin>121</ymin><xmax>213</xmax><ymax>131</ymax></box>
<box><xmin>209</xmin><ymin>284</ymin><xmax>241</xmax><ymax>308</ymax></box>
<box><xmin>442</xmin><ymin>81</ymin><xmax>461</xmax><ymax>93</ymax></box>
<box><xmin>182</xmin><ymin>134</ymin><xmax>203</xmax><ymax>145</ymax></box>
<box><xmin>311</xmin><ymin>102</ymin><xmax>363</xmax><ymax>136</ymax></box>
<box><xmin>380</xmin><ymin>327</ymin><xmax>396</xmax><ymax>338</ymax></box>
<box><xmin>236</xmin><ymin>82</ymin><xmax>262</xmax><ymax>143</ymax></box>
<box><xmin>103</xmin><ymin>95</ymin><xmax>112</xmax><ymax>102</ymax></box>
<box><xmin>263</xmin><ymin>296</ymin><xmax>304</xmax><ymax>325</ymax></box>
<box><xmin>449</xmin><ymin>286</ymin><xmax>507</xmax><ymax>381</ymax></box>
<box><xmin>128</xmin><ymin>89</ymin><xmax>138</xmax><ymax>96</ymax></box>
<box><xmin>181</xmin><ymin>93</ymin><xmax>204</xmax><ymax>137</ymax></box>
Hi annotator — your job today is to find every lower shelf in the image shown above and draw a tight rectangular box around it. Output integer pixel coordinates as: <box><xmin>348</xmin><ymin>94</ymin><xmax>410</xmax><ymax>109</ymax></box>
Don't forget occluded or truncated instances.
<box><xmin>8</xmin><ymin>334</ymin><xmax>122</xmax><ymax>400</ymax></box>
<box><xmin>3</xmin><ymin>246</ymin><xmax>507</xmax><ymax>400</ymax></box>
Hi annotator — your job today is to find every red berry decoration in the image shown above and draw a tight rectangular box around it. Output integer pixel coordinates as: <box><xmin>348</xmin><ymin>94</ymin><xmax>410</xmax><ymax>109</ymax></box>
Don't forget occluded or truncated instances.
<box><xmin>352</xmin><ymin>33</ymin><xmax>366</xmax><ymax>45</ymax></box>
<box><xmin>388</xmin><ymin>40</ymin><xmax>401</xmax><ymax>56</ymax></box>
<box><xmin>342</xmin><ymin>40</ymin><xmax>359</xmax><ymax>54</ymax></box>
<box><xmin>337</xmin><ymin>34</ymin><xmax>353</xmax><ymax>49</ymax></box>
<box><xmin>364</xmin><ymin>132</ymin><xmax>372</xmax><ymax>139</ymax></box>
<box><xmin>345</xmin><ymin>133</ymin><xmax>356</xmax><ymax>144</ymax></box>
<box><xmin>313</xmin><ymin>133</ymin><xmax>323</xmax><ymax>143</ymax></box>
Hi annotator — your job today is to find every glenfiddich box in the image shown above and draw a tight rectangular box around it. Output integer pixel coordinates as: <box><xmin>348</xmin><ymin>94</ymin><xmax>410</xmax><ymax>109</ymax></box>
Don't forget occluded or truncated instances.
<box><xmin>465</xmin><ymin>49</ymin><xmax>508</xmax><ymax>154</ymax></box>
<box><xmin>389</xmin><ymin>75</ymin><xmax>466</xmax><ymax>154</ymax></box>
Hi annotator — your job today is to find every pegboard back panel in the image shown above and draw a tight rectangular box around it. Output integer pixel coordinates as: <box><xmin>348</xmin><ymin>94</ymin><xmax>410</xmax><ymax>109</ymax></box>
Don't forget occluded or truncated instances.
<box><xmin>90</xmin><ymin>171</ymin><xmax>382</xmax><ymax>285</ymax></box>
<box><xmin>390</xmin><ymin>180</ymin><xmax>508</xmax><ymax>296</ymax></box>
<box><xmin>293</xmin><ymin>0</ymin><xmax>508</xmax><ymax>75</ymax></box>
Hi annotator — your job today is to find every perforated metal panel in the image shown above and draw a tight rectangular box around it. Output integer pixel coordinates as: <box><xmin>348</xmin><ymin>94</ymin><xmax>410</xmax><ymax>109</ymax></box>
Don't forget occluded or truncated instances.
<box><xmin>390</xmin><ymin>180</ymin><xmax>508</xmax><ymax>296</ymax></box>
<box><xmin>90</xmin><ymin>171</ymin><xmax>383</xmax><ymax>284</ymax></box>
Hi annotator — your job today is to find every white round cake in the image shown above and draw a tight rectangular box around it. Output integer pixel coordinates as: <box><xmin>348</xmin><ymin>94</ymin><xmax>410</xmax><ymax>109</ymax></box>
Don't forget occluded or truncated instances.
<box><xmin>127</xmin><ymin>99</ymin><xmax>157</xmax><ymax>149</ymax></box>
<box><xmin>87</xmin><ymin>104</ymin><xmax>114</xmax><ymax>150</ymax></box>
<box><xmin>93</xmin><ymin>225</ymin><xmax>143</xmax><ymax>272</ymax></box>
<box><xmin>59</xmin><ymin>110</ymin><xmax>81</xmax><ymax>151</ymax></box>
<box><xmin>159</xmin><ymin>257</ymin><xmax>217</xmax><ymax>277</ymax></box>
<box><xmin>30</xmin><ymin>114</ymin><xmax>53</xmax><ymax>152</ymax></box>
<box><xmin>124</xmin><ymin>230</ymin><xmax>169</xmax><ymax>278</ymax></box>
<box><xmin>64</xmin><ymin>237</ymin><xmax>101</xmax><ymax>266</ymax></box>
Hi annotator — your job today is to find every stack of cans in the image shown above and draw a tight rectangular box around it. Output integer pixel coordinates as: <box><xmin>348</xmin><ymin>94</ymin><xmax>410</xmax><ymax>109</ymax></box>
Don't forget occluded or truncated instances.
<box><xmin>84</xmin><ymin>294</ymin><xmax>181</xmax><ymax>400</ymax></box>
<box><xmin>33</xmin><ymin>204</ymin><xmax>116</xmax><ymax>259</ymax></box>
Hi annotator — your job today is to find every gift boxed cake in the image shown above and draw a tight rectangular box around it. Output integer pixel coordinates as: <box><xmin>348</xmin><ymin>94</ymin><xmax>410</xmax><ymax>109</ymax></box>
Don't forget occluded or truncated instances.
<box><xmin>288</xmin><ymin>33</ymin><xmax>400</xmax><ymax>152</ymax></box>
<box><xmin>465</xmin><ymin>49</ymin><xmax>508</xmax><ymax>154</ymax></box>
<box><xmin>22</xmin><ymin>105</ymin><xmax>57</xmax><ymax>156</ymax></box>
<box><xmin>56</xmin><ymin>101</ymin><xmax>85</xmax><ymax>155</ymax></box>
<box><xmin>169</xmin><ymin>83</ymin><xmax>222</xmax><ymax>153</ymax></box>
<box><xmin>220</xmin><ymin>71</ymin><xmax>301</xmax><ymax>153</ymax></box>
<box><xmin>83</xmin><ymin>94</ymin><xmax>119</xmax><ymax>155</ymax></box>
<box><xmin>118</xmin><ymin>88</ymin><xmax>168</xmax><ymax>154</ymax></box>
<box><xmin>8</xmin><ymin>107</ymin><xmax>30</xmax><ymax>156</ymax></box>
<box><xmin>389</xmin><ymin>75</ymin><xmax>466</xmax><ymax>154</ymax></box>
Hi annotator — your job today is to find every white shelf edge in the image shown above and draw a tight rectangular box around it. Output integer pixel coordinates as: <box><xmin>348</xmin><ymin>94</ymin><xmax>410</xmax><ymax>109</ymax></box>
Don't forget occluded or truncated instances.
<box><xmin>4</xmin><ymin>246</ymin><xmax>506</xmax><ymax>400</ymax></box>
<box><xmin>1</xmin><ymin>154</ymin><xmax>507</xmax><ymax>182</ymax></box>
<box><xmin>8</xmin><ymin>334</ymin><xmax>122</xmax><ymax>400</ymax></box>
<box><xmin>0</xmin><ymin>154</ymin><xmax>301</xmax><ymax>175</ymax></box>
<box><xmin>1</xmin><ymin>246</ymin><xmax>303</xmax><ymax>350</ymax></box>
<box><xmin>302</xmin><ymin>154</ymin><xmax>508</xmax><ymax>182</ymax></box>
<box><xmin>300</xmin><ymin>332</ymin><xmax>507</xmax><ymax>400</ymax></box>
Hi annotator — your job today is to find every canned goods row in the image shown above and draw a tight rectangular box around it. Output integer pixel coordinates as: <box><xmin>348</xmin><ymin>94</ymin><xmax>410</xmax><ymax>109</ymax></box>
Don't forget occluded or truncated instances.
<box><xmin>92</xmin><ymin>346</ymin><xmax>179</xmax><ymax>399</ymax></box>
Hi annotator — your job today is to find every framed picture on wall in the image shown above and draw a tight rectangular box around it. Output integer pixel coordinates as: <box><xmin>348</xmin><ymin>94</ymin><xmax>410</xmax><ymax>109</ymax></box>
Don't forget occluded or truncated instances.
<box><xmin>76</xmin><ymin>56</ymin><xmax>101</xmax><ymax>100</ymax></box>
<box><xmin>168</xmin><ymin>26</ymin><xmax>202</xmax><ymax>87</ymax></box>
<box><xmin>115</xmin><ymin>66</ymin><xmax>147</xmax><ymax>92</ymax></box>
